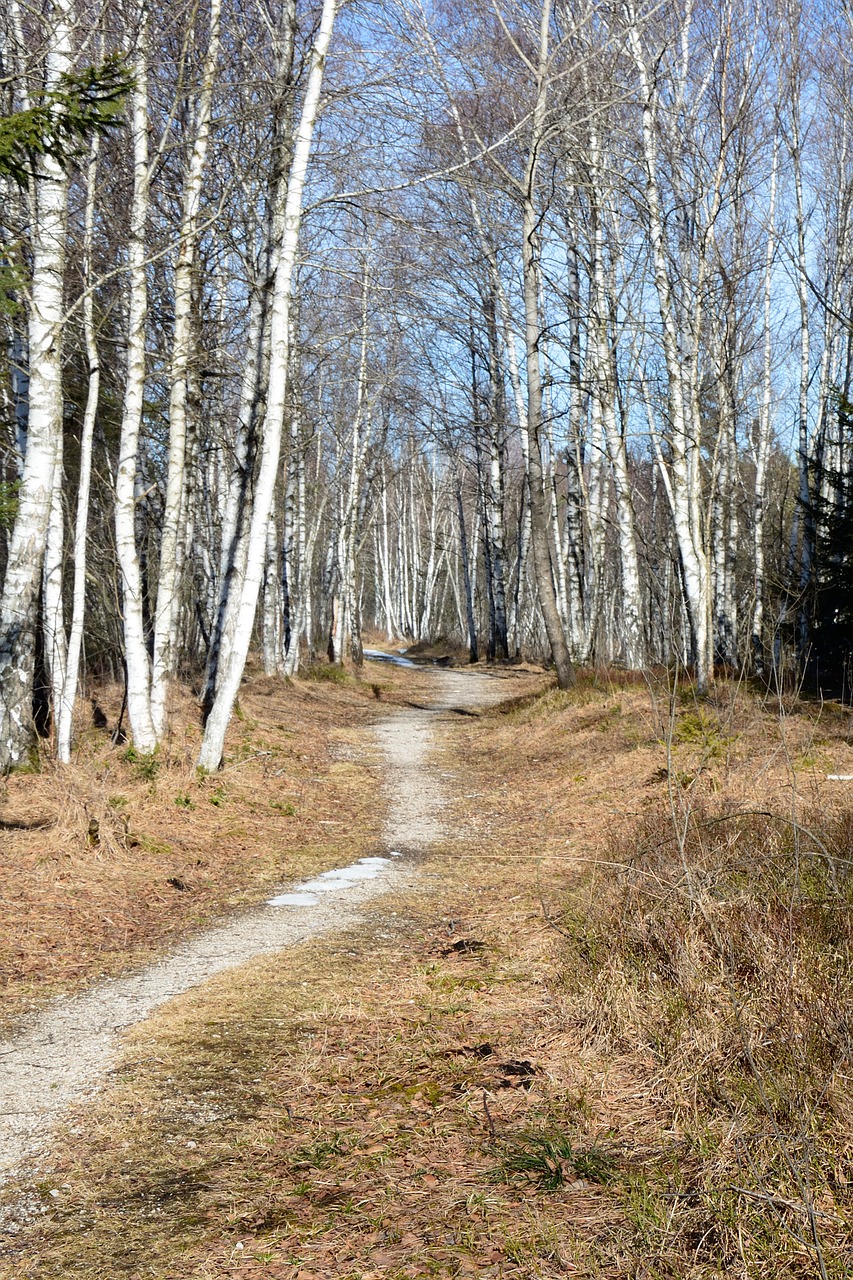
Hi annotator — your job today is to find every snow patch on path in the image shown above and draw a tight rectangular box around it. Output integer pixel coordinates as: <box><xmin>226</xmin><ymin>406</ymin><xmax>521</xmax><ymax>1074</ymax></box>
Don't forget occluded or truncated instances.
<box><xmin>363</xmin><ymin>647</ymin><xmax>418</xmax><ymax>668</ymax></box>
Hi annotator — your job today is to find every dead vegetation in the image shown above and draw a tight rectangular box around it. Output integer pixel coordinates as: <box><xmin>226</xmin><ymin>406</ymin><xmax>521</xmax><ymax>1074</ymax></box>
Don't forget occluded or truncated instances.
<box><xmin>451</xmin><ymin>668</ymin><xmax>853</xmax><ymax>1276</ymax></box>
<box><xmin>559</xmin><ymin>802</ymin><xmax>853</xmax><ymax>1276</ymax></box>
<box><xmin>0</xmin><ymin>663</ymin><xmax>412</xmax><ymax>1031</ymax></box>
<box><xmin>1</xmin><ymin>664</ymin><xmax>852</xmax><ymax>1277</ymax></box>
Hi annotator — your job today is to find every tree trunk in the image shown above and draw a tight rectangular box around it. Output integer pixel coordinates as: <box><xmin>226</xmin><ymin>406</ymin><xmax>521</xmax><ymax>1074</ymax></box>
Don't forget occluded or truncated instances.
<box><xmin>751</xmin><ymin>139</ymin><xmax>779</xmax><ymax>670</ymax></box>
<box><xmin>456</xmin><ymin>476</ymin><xmax>478</xmax><ymax>663</ymax></box>
<box><xmin>519</xmin><ymin>0</ymin><xmax>574</xmax><ymax>689</ymax></box>
<box><xmin>150</xmin><ymin>0</ymin><xmax>221</xmax><ymax>737</ymax></box>
<box><xmin>115</xmin><ymin>5</ymin><xmax>157</xmax><ymax>752</ymax></box>
<box><xmin>626</xmin><ymin>3</ymin><xmax>711</xmax><ymax>689</ymax></box>
<box><xmin>0</xmin><ymin>0</ymin><xmax>72</xmax><ymax>770</ymax></box>
<box><xmin>57</xmin><ymin>137</ymin><xmax>101</xmax><ymax>762</ymax></box>
<box><xmin>198</xmin><ymin>0</ymin><xmax>337</xmax><ymax>770</ymax></box>
<box><xmin>588</xmin><ymin>128</ymin><xmax>644</xmax><ymax>668</ymax></box>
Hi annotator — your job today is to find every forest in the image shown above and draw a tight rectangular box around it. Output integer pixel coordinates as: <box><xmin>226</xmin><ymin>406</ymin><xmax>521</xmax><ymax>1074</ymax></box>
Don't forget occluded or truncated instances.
<box><xmin>3</xmin><ymin>4</ymin><xmax>853</xmax><ymax>1275</ymax></box>
<box><xmin>3</xmin><ymin>0</ymin><xmax>853</xmax><ymax>769</ymax></box>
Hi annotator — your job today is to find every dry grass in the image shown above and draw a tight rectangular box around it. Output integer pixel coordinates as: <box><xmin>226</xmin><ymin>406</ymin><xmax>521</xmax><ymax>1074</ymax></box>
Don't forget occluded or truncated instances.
<box><xmin>0</xmin><ymin>895</ymin><xmax>623</xmax><ymax>1279</ymax></box>
<box><xmin>0</xmin><ymin>659</ymin><xmax>434</xmax><ymax>1032</ymax></box>
<box><xmin>558</xmin><ymin>803</ymin><xmax>853</xmax><ymax>1276</ymax></box>
<box><xmin>2</xmin><ymin>664</ymin><xmax>852</xmax><ymax>1277</ymax></box>
<box><xmin>447</xmin><ymin>668</ymin><xmax>853</xmax><ymax>1277</ymax></box>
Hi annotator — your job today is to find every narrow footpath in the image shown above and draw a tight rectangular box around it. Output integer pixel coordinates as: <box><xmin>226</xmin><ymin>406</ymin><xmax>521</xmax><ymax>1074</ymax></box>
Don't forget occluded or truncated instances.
<box><xmin>0</xmin><ymin>665</ymin><xmax>503</xmax><ymax>1185</ymax></box>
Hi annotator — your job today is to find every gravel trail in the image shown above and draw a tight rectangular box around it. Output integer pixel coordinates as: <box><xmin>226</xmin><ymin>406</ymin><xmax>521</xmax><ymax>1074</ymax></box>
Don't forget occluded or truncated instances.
<box><xmin>0</xmin><ymin>666</ymin><xmax>501</xmax><ymax>1184</ymax></box>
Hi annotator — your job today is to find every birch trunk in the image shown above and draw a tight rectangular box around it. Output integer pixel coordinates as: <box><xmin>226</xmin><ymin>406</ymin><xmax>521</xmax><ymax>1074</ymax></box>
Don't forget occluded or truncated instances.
<box><xmin>456</xmin><ymin>475</ymin><xmax>478</xmax><ymax>662</ymax></box>
<box><xmin>150</xmin><ymin>0</ymin><xmax>221</xmax><ymax>737</ymax></box>
<box><xmin>564</xmin><ymin>244</ymin><xmax>588</xmax><ymax>655</ymax></box>
<box><xmin>520</xmin><ymin>0</ymin><xmax>574</xmax><ymax>689</ymax></box>
<box><xmin>202</xmin><ymin>276</ymin><xmax>266</xmax><ymax>717</ymax></box>
<box><xmin>791</xmin><ymin>96</ymin><xmax>813</xmax><ymax>661</ymax></box>
<box><xmin>331</xmin><ymin>260</ymin><xmax>371</xmax><ymax>664</ymax></box>
<box><xmin>588</xmin><ymin>127</ymin><xmax>644</xmax><ymax>668</ymax></box>
<box><xmin>626</xmin><ymin>3</ymin><xmax>711</xmax><ymax>689</ymax></box>
<box><xmin>199</xmin><ymin>0</ymin><xmax>337</xmax><ymax>769</ymax></box>
<box><xmin>0</xmin><ymin>0</ymin><xmax>72</xmax><ymax>769</ymax></box>
<box><xmin>379</xmin><ymin>467</ymin><xmax>398</xmax><ymax>639</ymax></box>
<box><xmin>57</xmin><ymin>138</ymin><xmax>101</xmax><ymax>761</ymax></box>
<box><xmin>262</xmin><ymin>507</ymin><xmax>281</xmax><ymax>674</ymax></box>
<box><xmin>751</xmin><ymin>139</ymin><xmax>779</xmax><ymax>669</ymax></box>
<box><xmin>202</xmin><ymin>5</ymin><xmax>296</xmax><ymax>711</ymax></box>
<box><xmin>115</xmin><ymin>6</ymin><xmax>157</xmax><ymax>752</ymax></box>
<box><xmin>484</xmin><ymin>295</ymin><xmax>509</xmax><ymax>659</ymax></box>
<box><xmin>511</xmin><ymin>479</ymin><xmax>531</xmax><ymax>658</ymax></box>
<box><xmin>43</xmin><ymin>443</ymin><xmax>67</xmax><ymax>720</ymax></box>
<box><xmin>283</xmin><ymin>490</ymin><xmax>323</xmax><ymax>677</ymax></box>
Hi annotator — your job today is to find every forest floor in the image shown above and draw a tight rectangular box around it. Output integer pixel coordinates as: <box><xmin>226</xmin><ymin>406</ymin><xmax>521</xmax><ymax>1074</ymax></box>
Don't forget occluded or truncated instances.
<box><xmin>0</xmin><ymin>656</ymin><xmax>851</xmax><ymax>1278</ymax></box>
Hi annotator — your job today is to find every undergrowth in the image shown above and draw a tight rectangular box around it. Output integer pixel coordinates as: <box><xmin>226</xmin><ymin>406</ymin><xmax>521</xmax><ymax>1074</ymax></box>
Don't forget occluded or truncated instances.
<box><xmin>4</xmin><ymin>666</ymin><xmax>852</xmax><ymax>1278</ymax></box>
<box><xmin>562</xmin><ymin>802</ymin><xmax>853</xmax><ymax>1275</ymax></box>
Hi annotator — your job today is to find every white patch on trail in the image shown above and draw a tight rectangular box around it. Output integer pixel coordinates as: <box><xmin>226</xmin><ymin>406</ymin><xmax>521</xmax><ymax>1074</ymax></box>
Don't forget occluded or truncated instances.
<box><xmin>0</xmin><ymin>666</ymin><xmax>502</xmax><ymax>1187</ymax></box>
<box><xmin>362</xmin><ymin>647</ymin><xmax>418</xmax><ymax>668</ymax></box>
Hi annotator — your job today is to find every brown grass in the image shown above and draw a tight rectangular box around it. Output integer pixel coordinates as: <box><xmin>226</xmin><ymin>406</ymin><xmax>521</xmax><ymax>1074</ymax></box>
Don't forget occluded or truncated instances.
<box><xmin>2</xmin><ymin>665</ymin><xmax>852</xmax><ymax>1277</ymax></box>
<box><xmin>446</xmin><ymin>667</ymin><xmax>853</xmax><ymax>1277</ymax></box>
<box><xmin>0</xmin><ymin>898</ymin><xmax>623</xmax><ymax>1279</ymax></box>
<box><xmin>0</xmin><ymin>661</ymin><xmax>428</xmax><ymax>1032</ymax></box>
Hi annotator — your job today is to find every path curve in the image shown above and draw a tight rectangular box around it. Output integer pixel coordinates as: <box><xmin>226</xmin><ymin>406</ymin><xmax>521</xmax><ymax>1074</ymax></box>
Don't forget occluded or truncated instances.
<box><xmin>0</xmin><ymin>665</ymin><xmax>502</xmax><ymax>1184</ymax></box>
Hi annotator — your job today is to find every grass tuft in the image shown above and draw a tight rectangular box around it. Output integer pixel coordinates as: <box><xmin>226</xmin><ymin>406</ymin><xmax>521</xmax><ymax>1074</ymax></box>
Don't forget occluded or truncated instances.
<box><xmin>498</xmin><ymin>1131</ymin><xmax>617</xmax><ymax>1189</ymax></box>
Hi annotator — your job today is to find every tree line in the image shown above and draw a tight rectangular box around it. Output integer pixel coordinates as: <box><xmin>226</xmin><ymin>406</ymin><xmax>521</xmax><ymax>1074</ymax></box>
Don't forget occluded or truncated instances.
<box><xmin>1</xmin><ymin>0</ymin><xmax>851</xmax><ymax>771</ymax></box>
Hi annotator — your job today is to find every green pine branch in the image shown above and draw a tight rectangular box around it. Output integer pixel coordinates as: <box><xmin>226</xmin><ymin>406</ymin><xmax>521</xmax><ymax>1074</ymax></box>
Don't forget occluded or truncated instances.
<box><xmin>0</xmin><ymin>54</ymin><xmax>134</xmax><ymax>187</ymax></box>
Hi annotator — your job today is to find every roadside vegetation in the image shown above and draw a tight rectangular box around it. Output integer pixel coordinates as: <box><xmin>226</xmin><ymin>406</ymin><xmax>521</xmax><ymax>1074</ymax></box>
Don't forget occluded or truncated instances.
<box><xmin>0</xmin><ymin>664</ymin><xmax>398</xmax><ymax>1032</ymax></box>
<box><xmin>0</xmin><ymin>665</ymin><xmax>851</xmax><ymax>1278</ymax></box>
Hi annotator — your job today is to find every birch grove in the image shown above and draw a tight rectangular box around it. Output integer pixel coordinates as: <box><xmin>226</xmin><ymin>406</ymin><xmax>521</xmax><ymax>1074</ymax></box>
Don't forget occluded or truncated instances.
<box><xmin>3</xmin><ymin>0</ymin><xmax>853</xmax><ymax>769</ymax></box>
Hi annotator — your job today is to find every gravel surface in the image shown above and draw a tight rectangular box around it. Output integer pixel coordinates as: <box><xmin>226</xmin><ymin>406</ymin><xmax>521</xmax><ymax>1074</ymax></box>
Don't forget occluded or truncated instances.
<box><xmin>0</xmin><ymin>665</ymin><xmax>501</xmax><ymax>1185</ymax></box>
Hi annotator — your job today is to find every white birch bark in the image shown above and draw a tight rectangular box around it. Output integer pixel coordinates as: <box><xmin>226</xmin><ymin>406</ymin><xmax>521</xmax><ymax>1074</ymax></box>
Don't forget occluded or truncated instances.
<box><xmin>150</xmin><ymin>0</ymin><xmax>221</xmax><ymax>737</ymax></box>
<box><xmin>56</xmin><ymin>137</ymin><xmax>101</xmax><ymax>762</ymax></box>
<box><xmin>563</xmin><ymin>241</ymin><xmax>588</xmax><ymax>655</ymax></box>
<box><xmin>484</xmin><ymin>297</ymin><xmax>509</xmax><ymax>657</ymax></box>
<box><xmin>262</xmin><ymin>507</ymin><xmax>281</xmax><ymax>674</ymax></box>
<box><xmin>4</xmin><ymin>3</ymin><xmax>32</xmax><ymax>478</ymax></box>
<box><xmin>43</xmin><ymin>441</ymin><xmax>67</xmax><ymax>717</ymax></box>
<box><xmin>584</xmin><ymin>411</ymin><xmax>607</xmax><ymax>662</ymax></box>
<box><xmin>282</xmin><ymin>424</ymin><xmax>317</xmax><ymax>679</ymax></box>
<box><xmin>331</xmin><ymin>260</ymin><xmax>372</xmax><ymax>664</ymax></box>
<box><xmin>625</xmin><ymin>3</ymin><xmax>711</xmax><ymax>689</ymax></box>
<box><xmin>751</xmin><ymin>139</ymin><xmax>779</xmax><ymax>667</ymax></box>
<box><xmin>519</xmin><ymin>0</ymin><xmax>574</xmax><ymax>687</ymax></box>
<box><xmin>203</xmin><ymin>5</ymin><xmax>297</xmax><ymax>707</ymax></box>
<box><xmin>202</xmin><ymin>276</ymin><xmax>266</xmax><ymax>715</ymax></box>
<box><xmin>0</xmin><ymin>0</ymin><xmax>72</xmax><ymax>769</ymax></box>
<box><xmin>791</xmin><ymin>90</ymin><xmax>813</xmax><ymax>656</ymax></box>
<box><xmin>282</xmin><ymin>491</ymin><xmax>324</xmax><ymax>677</ymax></box>
<box><xmin>379</xmin><ymin>466</ymin><xmax>398</xmax><ymax>639</ymax></box>
<box><xmin>115</xmin><ymin>5</ymin><xmax>157</xmax><ymax>753</ymax></box>
<box><xmin>419</xmin><ymin>456</ymin><xmax>440</xmax><ymax>640</ymax></box>
<box><xmin>587</xmin><ymin>118</ymin><xmax>645</xmax><ymax>669</ymax></box>
<box><xmin>199</xmin><ymin>0</ymin><xmax>337</xmax><ymax>769</ymax></box>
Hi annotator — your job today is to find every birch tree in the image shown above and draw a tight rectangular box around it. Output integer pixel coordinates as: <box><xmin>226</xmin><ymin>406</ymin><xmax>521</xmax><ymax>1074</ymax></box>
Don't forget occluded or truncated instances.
<box><xmin>114</xmin><ymin>1</ymin><xmax>157</xmax><ymax>752</ymax></box>
<box><xmin>149</xmin><ymin>0</ymin><xmax>222</xmax><ymax>738</ymax></box>
<box><xmin>56</xmin><ymin>134</ymin><xmax>100</xmax><ymax>762</ymax></box>
<box><xmin>623</xmin><ymin>0</ymin><xmax>718</xmax><ymax>689</ymax></box>
<box><xmin>199</xmin><ymin>0</ymin><xmax>337</xmax><ymax>770</ymax></box>
<box><xmin>0</xmin><ymin>0</ymin><xmax>72</xmax><ymax>769</ymax></box>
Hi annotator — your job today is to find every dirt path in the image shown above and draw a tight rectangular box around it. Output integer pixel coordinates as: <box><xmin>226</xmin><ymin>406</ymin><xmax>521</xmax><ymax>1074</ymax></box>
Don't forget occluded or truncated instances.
<box><xmin>0</xmin><ymin>666</ymin><xmax>502</xmax><ymax>1184</ymax></box>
